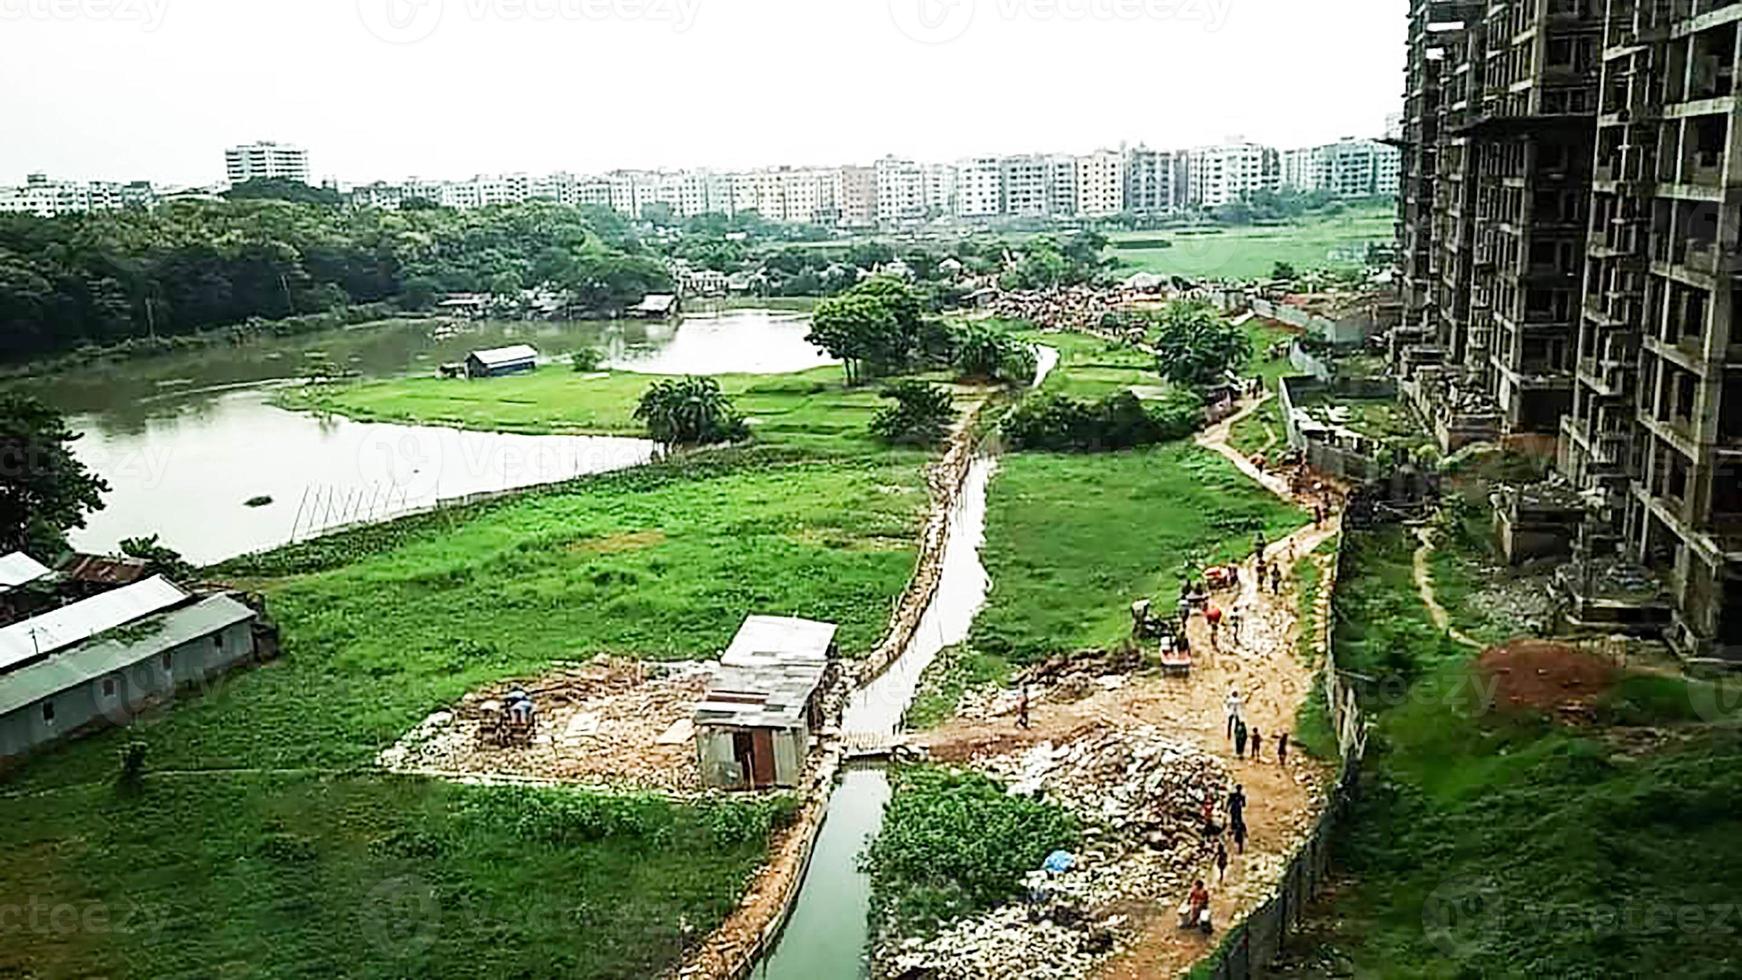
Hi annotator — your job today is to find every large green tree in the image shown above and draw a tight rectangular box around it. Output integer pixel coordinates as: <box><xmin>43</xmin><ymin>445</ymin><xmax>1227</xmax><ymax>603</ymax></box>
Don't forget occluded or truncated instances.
<box><xmin>633</xmin><ymin>377</ymin><xmax>747</xmax><ymax>449</ymax></box>
<box><xmin>0</xmin><ymin>395</ymin><xmax>108</xmax><ymax>554</ymax></box>
<box><xmin>1150</xmin><ymin>301</ymin><xmax>1252</xmax><ymax>387</ymax></box>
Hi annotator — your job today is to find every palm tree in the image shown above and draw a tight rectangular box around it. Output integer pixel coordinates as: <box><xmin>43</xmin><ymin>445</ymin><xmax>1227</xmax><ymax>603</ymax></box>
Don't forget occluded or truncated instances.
<box><xmin>634</xmin><ymin>376</ymin><xmax>747</xmax><ymax>449</ymax></box>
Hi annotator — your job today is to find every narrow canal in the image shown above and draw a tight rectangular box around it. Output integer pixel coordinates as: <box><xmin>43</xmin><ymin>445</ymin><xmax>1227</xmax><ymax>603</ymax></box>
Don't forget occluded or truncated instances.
<box><xmin>751</xmin><ymin>345</ymin><xmax>1056</xmax><ymax>979</ymax></box>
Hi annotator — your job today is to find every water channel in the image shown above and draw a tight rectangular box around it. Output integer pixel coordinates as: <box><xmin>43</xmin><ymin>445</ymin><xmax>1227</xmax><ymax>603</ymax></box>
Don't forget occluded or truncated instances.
<box><xmin>751</xmin><ymin>345</ymin><xmax>1057</xmax><ymax>979</ymax></box>
<box><xmin>10</xmin><ymin>309</ymin><xmax>826</xmax><ymax>565</ymax></box>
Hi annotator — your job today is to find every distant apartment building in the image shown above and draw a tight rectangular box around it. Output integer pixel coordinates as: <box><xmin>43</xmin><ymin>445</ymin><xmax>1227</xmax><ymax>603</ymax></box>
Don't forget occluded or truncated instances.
<box><xmin>1125</xmin><ymin>146</ymin><xmax>1187</xmax><ymax>213</ymax></box>
<box><xmin>1280</xmin><ymin>138</ymin><xmax>1401</xmax><ymax>198</ymax></box>
<box><xmin>836</xmin><ymin>165</ymin><xmax>878</xmax><ymax>227</ymax></box>
<box><xmin>956</xmin><ymin>157</ymin><xmax>1004</xmax><ymax>218</ymax></box>
<box><xmin>1046</xmin><ymin>155</ymin><xmax>1080</xmax><ymax>217</ymax></box>
<box><xmin>0</xmin><ymin>173</ymin><xmax>152</xmax><ymax>217</ymax></box>
<box><xmin>1188</xmin><ymin>141</ymin><xmax>1280</xmax><ymax>207</ymax></box>
<box><xmin>1000</xmin><ymin>155</ymin><xmax>1052</xmax><ymax>217</ymax></box>
<box><xmin>1076</xmin><ymin>149</ymin><xmax>1127</xmax><ymax>217</ymax></box>
<box><xmin>924</xmin><ymin>162</ymin><xmax>957</xmax><ymax>217</ymax></box>
<box><xmin>875</xmin><ymin>157</ymin><xmax>927</xmax><ymax>224</ymax></box>
<box><xmin>224</xmin><ymin>141</ymin><xmax>310</xmax><ymax>185</ymax></box>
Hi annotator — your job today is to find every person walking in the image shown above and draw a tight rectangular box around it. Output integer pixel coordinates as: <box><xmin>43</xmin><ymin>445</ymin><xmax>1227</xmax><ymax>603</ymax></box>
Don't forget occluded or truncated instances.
<box><xmin>1270</xmin><ymin>565</ymin><xmax>1283</xmax><ymax>595</ymax></box>
<box><xmin>1249</xmin><ymin>726</ymin><xmax>1263</xmax><ymax>761</ymax></box>
<box><xmin>1227</xmin><ymin>608</ymin><xmax>1242</xmax><ymax>642</ymax></box>
<box><xmin>1215</xmin><ymin>839</ymin><xmax>1230</xmax><ymax>883</ymax></box>
<box><xmin>1225</xmin><ymin>688</ymin><xmax>1243</xmax><ymax>739</ymax></box>
<box><xmin>1227</xmin><ymin>784</ymin><xmax>1247</xmax><ymax>827</ymax></box>
<box><xmin>1232</xmin><ymin>816</ymin><xmax>1248</xmax><ymax>855</ymax></box>
<box><xmin>1017</xmin><ymin>683</ymin><xmax>1031</xmax><ymax>731</ymax></box>
<box><xmin>1277</xmin><ymin>731</ymin><xmax>1290</xmax><ymax>766</ymax></box>
<box><xmin>1234</xmin><ymin>719</ymin><xmax>1249</xmax><ymax>759</ymax></box>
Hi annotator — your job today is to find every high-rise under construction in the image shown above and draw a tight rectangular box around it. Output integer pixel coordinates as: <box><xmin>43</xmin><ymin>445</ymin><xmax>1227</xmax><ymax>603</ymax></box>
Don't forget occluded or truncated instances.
<box><xmin>1395</xmin><ymin>0</ymin><xmax>1741</xmax><ymax>661</ymax></box>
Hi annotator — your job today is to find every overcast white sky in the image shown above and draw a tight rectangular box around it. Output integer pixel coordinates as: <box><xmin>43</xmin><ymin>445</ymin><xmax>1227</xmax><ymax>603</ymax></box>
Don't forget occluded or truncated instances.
<box><xmin>0</xmin><ymin>0</ymin><xmax>1405</xmax><ymax>187</ymax></box>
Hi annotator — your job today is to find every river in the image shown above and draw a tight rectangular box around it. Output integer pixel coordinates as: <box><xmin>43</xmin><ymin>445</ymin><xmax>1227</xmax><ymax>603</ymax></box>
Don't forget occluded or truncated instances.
<box><xmin>12</xmin><ymin>309</ymin><xmax>826</xmax><ymax>565</ymax></box>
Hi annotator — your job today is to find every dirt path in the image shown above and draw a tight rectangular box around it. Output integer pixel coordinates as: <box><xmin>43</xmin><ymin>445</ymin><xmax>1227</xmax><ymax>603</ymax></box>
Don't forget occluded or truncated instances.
<box><xmin>1412</xmin><ymin>525</ymin><xmax>1484</xmax><ymax>650</ymax></box>
<box><xmin>919</xmin><ymin>392</ymin><xmax>1339</xmax><ymax>979</ymax></box>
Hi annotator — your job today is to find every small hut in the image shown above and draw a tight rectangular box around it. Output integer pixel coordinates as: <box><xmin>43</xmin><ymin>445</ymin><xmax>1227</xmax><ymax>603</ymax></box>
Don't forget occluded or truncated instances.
<box><xmin>694</xmin><ymin>616</ymin><xmax>836</xmax><ymax>790</ymax></box>
<box><xmin>628</xmin><ymin>293</ymin><xmax>680</xmax><ymax>320</ymax></box>
<box><xmin>464</xmin><ymin>345</ymin><xmax>539</xmax><ymax>379</ymax></box>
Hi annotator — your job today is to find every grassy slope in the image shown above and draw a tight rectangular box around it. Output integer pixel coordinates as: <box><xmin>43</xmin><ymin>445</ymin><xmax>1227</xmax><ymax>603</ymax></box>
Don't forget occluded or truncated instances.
<box><xmin>1282</xmin><ymin>523</ymin><xmax>1742</xmax><ymax>979</ymax></box>
<box><xmin>1107</xmin><ymin>205</ymin><xmax>1393</xmax><ymax>281</ymax></box>
<box><xmin>0</xmin><ymin>452</ymin><xmax>927</xmax><ymax>979</ymax></box>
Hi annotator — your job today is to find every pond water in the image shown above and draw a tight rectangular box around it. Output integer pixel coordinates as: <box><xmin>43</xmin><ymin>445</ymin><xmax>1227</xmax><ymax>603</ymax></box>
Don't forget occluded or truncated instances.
<box><xmin>13</xmin><ymin>309</ymin><xmax>818</xmax><ymax>564</ymax></box>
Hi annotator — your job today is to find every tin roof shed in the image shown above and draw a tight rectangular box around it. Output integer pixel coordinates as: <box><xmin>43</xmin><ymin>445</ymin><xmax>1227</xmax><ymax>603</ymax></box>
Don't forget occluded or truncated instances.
<box><xmin>0</xmin><ymin>576</ymin><xmax>190</xmax><ymax>674</ymax></box>
<box><xmin>0</xmin><ymin>553</ymin><xmax>51</xmax><ymax>594</ymax></box>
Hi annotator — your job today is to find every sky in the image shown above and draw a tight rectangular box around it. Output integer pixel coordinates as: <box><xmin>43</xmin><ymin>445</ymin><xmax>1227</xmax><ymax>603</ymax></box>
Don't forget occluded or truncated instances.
<box><xmin>0</xmin><ymin>0</ymin><xmax>1407</xmax><ymax>188</ymax></box>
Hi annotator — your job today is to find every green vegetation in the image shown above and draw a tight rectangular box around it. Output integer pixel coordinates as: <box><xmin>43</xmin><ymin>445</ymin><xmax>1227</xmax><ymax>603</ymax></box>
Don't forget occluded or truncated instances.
<box><xmin>1002</xmin><ymin>389</ymin><xmax>1202</xmax><ymax>452</ymax></box>
<box><xmin>907</xmin><ymin>645</ymin><xmax>1013</xmax><ymax>730</ymax></box>
<box><xmin>1107</xmin><ymin>203</ymin><xmax>1392</xmax><ymax>281</ymax></box>
<box><xmin>865</xmin><ymin>766</ymin><xmax>1079</xmax><ymax>939</ymax></box>
<box><xmin>871</xmin><ymin>380</ymin><xmax>958</xmax><ymax>447</ymax></box>
<box><xmin>972</xmin><ymin>445</ymin><xmax>1304</xmax><ymax>662</ymax></box>
<box><xmin>0</xmin><ymin>774</ymin><xmax>791</xmax><ymax>980</ymax></box>
<box><xmin>0</xmin><ymin>393</ymin><xmax>109</xmax><ymax>553</ymax></box>
<box><xmin>1285</xmin><ymin>519</ymin><xmax>1742</xmax><ymax>978</ymax></box>
<box><xmin>0</xmin><ymin>200</ymin><xmax>670</xmax><ymax>362</ymax></box>
<box><xmin>634</xmin><ymin>375</ymin><xmax>748</xmax><ymax>448</ymax></box>
<box><xmin>1149</xmin><ymin>300</ymin><xmax>1253</xmax><ymax>387</ymax></box>
<box><xmin>1017</xmin><ymin>327</ymin><xmax>1157</xmax><ymax>402</ymax></box>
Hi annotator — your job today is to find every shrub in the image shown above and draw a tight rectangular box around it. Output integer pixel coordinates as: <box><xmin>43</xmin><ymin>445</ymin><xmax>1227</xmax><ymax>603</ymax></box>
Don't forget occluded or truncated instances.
<box><xmin>570</xmin><ymin>347</ymin><xmax>606</xmax><ymax>372</ymax></box>
<box><xmin>951</xmin><ymin>324</ymin><xmax>1037</xmax><ymax>385</ymax></box>
<box><xmin>633</xmin><ymin>376</ymin><xmax>748</xmax><ymax>448</ymax></box>
<box><xmin>1002</xmin><ymin>389</ymin><xmax>1203</xmax><ymax>452</ymax></box>
<box><xmin>870</xmin><ymin>380</ymin><xmax>958</xmax><ymax>447</ymax></box>
<box><xmin>865</xmin><ymin>766</ymin><xmax>1079</xmax><ymax>939</ymax></box>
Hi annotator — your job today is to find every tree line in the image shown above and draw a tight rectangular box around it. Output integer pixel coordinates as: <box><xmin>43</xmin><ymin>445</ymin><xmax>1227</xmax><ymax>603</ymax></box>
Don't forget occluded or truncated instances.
<box><xmin>0</xmin><ymin>196</ymin><xmax>672</xmax><ymax>362</ymax></box>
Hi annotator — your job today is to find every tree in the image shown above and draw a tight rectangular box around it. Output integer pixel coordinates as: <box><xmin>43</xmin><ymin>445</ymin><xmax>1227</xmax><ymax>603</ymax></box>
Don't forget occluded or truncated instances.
<box><xmin>1271</xmin><ymin>262</ymin><xmax>1299</xmax><ymax>281</ymax></box>
<box><xmin>807</xmin><ymin>292</ymin><xmax>906</xmax><ymax>386</ymax></box>
<box><xmin>633</xmin><ymin>377</ymin><xmax>747</xmax><ymax>448</ymax></box>
<box><xmin>120</xmin><ymin>535</ymin><xmax>195</xmax><ymax>581</ymax></box>
<box><xmin>952</xmin><ymin>325</ymin><xmax>1038</xmax><ymax>385</ymax></box>
<box><xmin>0</xmin><ymin>395</ymin><xmax>108</xmax><ymax>554</ymax></box>
<box><xmin>870</xmin><ymin>380</ymin><xmax>957</xmax><ymax>447</ymax></box>
<box><xmin>1150</xmin><ymin>301</ymin><xmax>1253</xmax><ymax>387</ymax></box>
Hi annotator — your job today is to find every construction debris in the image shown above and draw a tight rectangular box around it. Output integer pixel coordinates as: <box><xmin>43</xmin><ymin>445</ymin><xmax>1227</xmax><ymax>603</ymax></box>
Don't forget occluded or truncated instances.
<box><xmin>880</xmin><ymin>729</ymin><xmax>1229</xmax><ymax>979</ymax></box>
<box><xmin>376</xmin><ymin>658</ymin><xmax>713</xmax><ymax>792</ymax></box>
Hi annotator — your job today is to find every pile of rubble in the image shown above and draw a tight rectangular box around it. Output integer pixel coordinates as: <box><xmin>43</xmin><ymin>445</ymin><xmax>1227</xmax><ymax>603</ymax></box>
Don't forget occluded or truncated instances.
<box><xmin>951</xmin><ymin>649</ymin><xmax>1142</xmax><ymax>722</ymax></box>
<box><xmin>881</xmin><ymin>729</ymin><xmax>1229</xmax><ymax>979</ymax></box>
<box><xmin>376</xmin><ymin>658</ymin><xmax>712</xmax><ymax>792</ymax></box>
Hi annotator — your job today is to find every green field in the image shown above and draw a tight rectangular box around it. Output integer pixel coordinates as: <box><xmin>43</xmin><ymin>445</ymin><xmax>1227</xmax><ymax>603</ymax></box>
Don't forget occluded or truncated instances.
<box><xmin>1108</xmin><ymin>205</ymin><xmax>1393</xmax><ymax>281</ymax></box>
<box><xmin>286</xmin><ymin>364</ymin><xmax>974</xmax><ymax>457</ymax></box>
<box><xmin>1276</xmin><ymin>523</ymin><xmax>1742</xmax><ymax>979</ymax></box>
<box><xmin>0</xmin><ymin>451</ymin><xmax>929</xmax><ymax>979</ymax></box>
<box><xmin>969</xmin><ymin>445</ymin><xmax>1305</xmax><ymax>662</ymax></box>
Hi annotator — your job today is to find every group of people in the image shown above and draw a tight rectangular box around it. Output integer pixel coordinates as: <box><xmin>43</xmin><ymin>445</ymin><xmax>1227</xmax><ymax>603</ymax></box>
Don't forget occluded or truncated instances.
<box><xmin>1182</xmin><ymin>782</ymin><xmax>1252</xmax><ymax>934</ymax></box>
<box><xmin>1224</xmin><ymin>687</ymin><xmax>1290</xmax><ymax>767</ymax></box>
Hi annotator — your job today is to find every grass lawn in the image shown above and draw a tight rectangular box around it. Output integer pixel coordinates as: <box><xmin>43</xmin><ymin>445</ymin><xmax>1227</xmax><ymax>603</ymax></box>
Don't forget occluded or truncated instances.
<box><xmin>1278</xmin><ymin>524</ymin><xmax>1742</xmax><ymax>979</ymax></box>
<box><xmin>1015</xmin><ymin>328</ymin><xmax>1159</xmax><ymax>402</ymax></box>
<box><xmin>0</xmin><ymin>451</ymin><xmax>927</xmax><ymax>979</ymax></box>
<box><xmin>1107</xmin><ymin>205</ymin><xmax>1393</xmax><ymax>281</ymax></box>
<box><xmin>970</xmin><ymin>445</ymin><xmax>1306</xmax><ymax>662</ymax></box>
<box><xmin>286</xmin><ymin>364</ymin><xmax>947</xmax><ymax>456</ymax></box>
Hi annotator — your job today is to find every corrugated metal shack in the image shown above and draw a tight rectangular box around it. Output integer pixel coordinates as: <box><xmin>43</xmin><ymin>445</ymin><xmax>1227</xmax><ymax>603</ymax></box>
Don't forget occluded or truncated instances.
<box><xmin>464</xmin><ymin>344</ymin><xmax>539</xmax><ymax>379</ymax></box>
<box><xmin>694</xmin><ymin>616</ymin><xmax>836</xmax><ymax>790</ymax></box>
<box><xmin>0</xmin><ymin>578</ymin><xmax>261</xmax><ymax>762</ymax></box>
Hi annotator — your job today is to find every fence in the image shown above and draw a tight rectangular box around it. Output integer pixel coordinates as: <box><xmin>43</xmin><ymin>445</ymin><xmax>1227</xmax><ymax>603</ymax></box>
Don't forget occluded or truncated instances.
<box><xmin>1197</xmin><ymin>537</ymin><xmax>1370</xmax><ymax>980</ymax></box>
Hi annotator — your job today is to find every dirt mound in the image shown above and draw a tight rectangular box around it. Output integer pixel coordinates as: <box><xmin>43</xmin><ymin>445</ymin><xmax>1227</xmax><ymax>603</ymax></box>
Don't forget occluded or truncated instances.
<box><xmin>1477</xmin><ymin>640</ymin><xmax>1618</xmax><ymax>719</ymax></box>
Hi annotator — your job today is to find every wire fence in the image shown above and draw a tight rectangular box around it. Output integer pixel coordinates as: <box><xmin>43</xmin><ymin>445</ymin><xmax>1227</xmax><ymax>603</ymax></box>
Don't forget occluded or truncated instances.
<box><xmin>1198</xmin><ymin>537</ymin><xmax>1370</xmax><ymax>980</ymax></box>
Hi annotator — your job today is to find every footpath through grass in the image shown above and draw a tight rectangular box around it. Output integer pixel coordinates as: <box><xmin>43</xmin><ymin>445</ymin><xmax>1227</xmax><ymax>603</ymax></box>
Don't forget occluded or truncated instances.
<box><xmin>1279</xmin><ymin>523</ymin><xmax>1742</xmax><ymax>978</ymax></box>
<box><xmin>0</xmin><ymin>450</ymin><xmax>927</xmax><ymax>979</ymax></box>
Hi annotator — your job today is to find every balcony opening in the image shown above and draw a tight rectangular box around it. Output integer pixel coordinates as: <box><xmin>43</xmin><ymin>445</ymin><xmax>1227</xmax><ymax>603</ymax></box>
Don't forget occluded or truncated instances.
<box><xmin>1689</xmin><ymin>22</ymin><xmax>1738</xmax><ymax>101</ymax></box>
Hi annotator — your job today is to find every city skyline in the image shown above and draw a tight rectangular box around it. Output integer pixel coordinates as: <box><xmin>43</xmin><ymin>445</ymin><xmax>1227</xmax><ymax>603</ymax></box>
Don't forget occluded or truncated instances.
<box><xmin>0</xmin><ymin>0</ymin><xmax>1405</xmax><ymax>187</ymax></box>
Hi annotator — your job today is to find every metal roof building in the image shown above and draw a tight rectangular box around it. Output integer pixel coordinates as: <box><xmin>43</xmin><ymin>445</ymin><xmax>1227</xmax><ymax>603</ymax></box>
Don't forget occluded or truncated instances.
<box><xmin>0</xmin><ymin>576</ymin><xmax>189</xmax><ymax>675</ymax></box>
<box><xmin>464</xmin><ymin>344</ymin><xmax>539</xmax><ymax>378</ymax></box>
<box><xmin>694</xmin><ymin>616</ymin><xmax>837</xmax><ymax>790</ymax></box>
<box><xmin>0</xmin><ymin>553</ymin><xmax>50</xmax><ymax>594</ymax></box>
<box><xmin>0</xmin><ymin>593</ymin><xmax>259</xmax><ymax>761</ymax></box>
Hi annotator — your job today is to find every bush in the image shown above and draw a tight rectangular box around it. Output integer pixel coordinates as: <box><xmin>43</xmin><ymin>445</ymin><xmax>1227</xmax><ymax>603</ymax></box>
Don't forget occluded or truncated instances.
<box><xmin>951</xmin><ymin>324</ymin><xmax>1037</xmax><ymax>385</ymax></box>
<box><xmin>865</xmin><ymin>766</ymin><xmax>1079</xmax><ymax>939</ymax></box>
<box><xmin>570</xmin><ymin>347</ymin><xmax>606</xmax><ymax>372</ymax></box>
<box><xmin>1002</xmin><ymin>389</ymin><xmax>1203</xmax><ymax>452</ymax></box>
<box><xmin>633</xmin><ymin>376</ymin><xmax>748</xmax><ymax>448</ymax></box>
<box><xmin>870</xmin><ymin>380</ymin><xmax>957</xmax><ymax>447</ymax></box>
